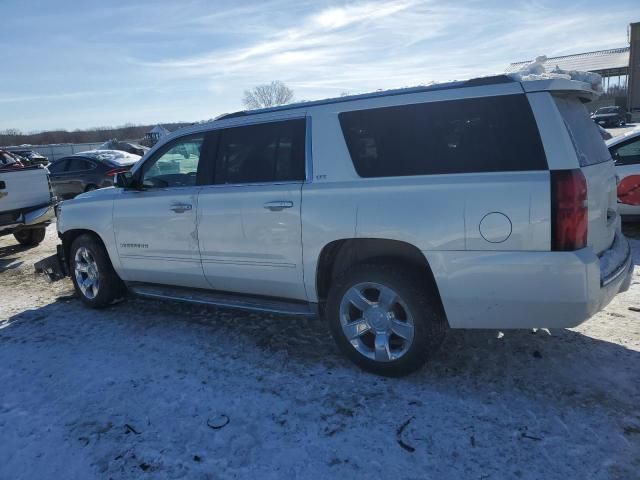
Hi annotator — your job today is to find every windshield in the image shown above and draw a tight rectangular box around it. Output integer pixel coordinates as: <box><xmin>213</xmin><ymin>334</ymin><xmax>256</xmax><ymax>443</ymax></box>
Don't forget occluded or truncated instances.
<box><xmin>596</xmin><ymin>107</ymin><xmax>619</xmax><ymax>114</ymax></box>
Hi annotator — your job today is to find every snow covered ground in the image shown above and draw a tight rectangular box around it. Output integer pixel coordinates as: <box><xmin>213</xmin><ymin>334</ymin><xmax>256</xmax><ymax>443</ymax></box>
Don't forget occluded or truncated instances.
<box><xmin>1</xmin><ymin>226</ymin><xmax>639</xmax><ymax>480</ymax></box>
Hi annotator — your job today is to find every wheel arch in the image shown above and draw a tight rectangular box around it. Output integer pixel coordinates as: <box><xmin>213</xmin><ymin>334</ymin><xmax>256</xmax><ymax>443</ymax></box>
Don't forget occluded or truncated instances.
<box><xmin>61</xmin><ymin>229</ymin><xmax>110</xmax><ymax>270</ymax></box>
<box><xmin>315</xmin><ymin>238</ymin><xmax>446</xmax><ymax>318</ymax></box>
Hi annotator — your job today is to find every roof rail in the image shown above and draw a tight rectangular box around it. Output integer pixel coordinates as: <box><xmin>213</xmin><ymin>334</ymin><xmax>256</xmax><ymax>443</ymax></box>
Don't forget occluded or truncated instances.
<box><xmin>215</xmin><ymin>74</ymin><xmax>516</xmax><ymax>121</ymax></box>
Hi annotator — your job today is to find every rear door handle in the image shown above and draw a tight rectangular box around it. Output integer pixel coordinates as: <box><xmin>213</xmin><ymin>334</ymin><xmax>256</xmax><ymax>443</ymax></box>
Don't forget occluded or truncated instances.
<box><xmin>170</xmin><ymin>203</ymin><xmax>192</xmax><ymax>213</ymax></box>
<box><xmin>263</xmin><ymin>201</ymin><xmax>294</xmax><ymax>211</ymax></box>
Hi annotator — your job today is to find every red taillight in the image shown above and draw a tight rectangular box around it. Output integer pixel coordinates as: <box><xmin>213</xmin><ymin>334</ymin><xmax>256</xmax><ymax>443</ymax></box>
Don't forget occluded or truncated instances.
<box><xmin>551</xmin><ymin>169</ymin><xmax>588</xmax><ymax>251</ymax></box>
<box><xmin>105</xmin><ymin>167</ymin><xmax>129</xmax><ymax>177</ymax></box>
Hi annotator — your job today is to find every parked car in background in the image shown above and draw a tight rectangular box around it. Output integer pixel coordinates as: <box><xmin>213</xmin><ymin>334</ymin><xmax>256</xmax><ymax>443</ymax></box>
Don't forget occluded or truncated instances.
<box><xmin>7</xmin><ymin>149</ymin><xmax>48</xmax><ymax>166</ymax></box>
<box><xmin>0</xmin><ymin>150</ymin><xmax>24</xmax><ymax>169</ymax></box>
<box><xmin>48</xmin><ymin>150</ymin><xmax>140</xmax><ymax>199</ymax></box>
<box><xmin>607</xmin><ymin>128</ymin><xmax>640</xmax><ymax>218</ymax></box>
<box><xmin>0</xmin><ymin>163</ymin><xmax>54</xmax><ymax>246</ymax></box>
<box><xmin>37</xmin><ymin>75</ymin><xmax>632</xmax><ymax>376</ymax></box>
<box><xmin>98</xmin><ymin>139</ymin><xmax>149</xmax><ymax>157</ymax></box>
<box><xmin>591</xmin><ymin>106</ymin><xmax>629</xmax><ymax>127</ymax></box>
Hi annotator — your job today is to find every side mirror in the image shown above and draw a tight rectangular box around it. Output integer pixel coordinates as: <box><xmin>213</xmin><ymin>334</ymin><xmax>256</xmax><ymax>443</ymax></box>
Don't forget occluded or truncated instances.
<box><xmin>115</xmin><ymin>171</ymin><xmax>134</xmax><ymax>189</ymax></box>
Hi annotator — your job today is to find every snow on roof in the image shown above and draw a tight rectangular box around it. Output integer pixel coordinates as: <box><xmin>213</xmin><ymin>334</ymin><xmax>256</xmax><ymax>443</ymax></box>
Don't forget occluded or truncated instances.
<box><xmin>507</xmin><ymin>55</ymin><xmax>603</xmax><ymax>94</ymax></box>
<box><xmin>74</xmin><ymin>149</ymin><xmax>141</xmax><ymax>164</ymax></box>
<box><xmin>506</xmin><ymin>47</ymin><xmax>630</xmax><ymax>74</ymax></box>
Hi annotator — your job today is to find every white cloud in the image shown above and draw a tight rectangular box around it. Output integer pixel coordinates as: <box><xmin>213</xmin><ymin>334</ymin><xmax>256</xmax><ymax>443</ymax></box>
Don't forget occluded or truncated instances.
<box><xmin>2</xmin><ymin>0</ymin><xmax>637</xmax><ymax>130</ymax></box>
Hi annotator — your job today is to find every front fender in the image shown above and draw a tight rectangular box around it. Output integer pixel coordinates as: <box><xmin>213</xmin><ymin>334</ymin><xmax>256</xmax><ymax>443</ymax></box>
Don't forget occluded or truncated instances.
<box><xmin>57</xmin><ymin>188</ymin><xmax>121</xmax><ymax>271</ymax></box>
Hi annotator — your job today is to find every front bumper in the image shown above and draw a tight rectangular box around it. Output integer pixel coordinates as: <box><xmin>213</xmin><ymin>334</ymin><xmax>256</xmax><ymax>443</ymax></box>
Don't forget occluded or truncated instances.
<box><xmin>424</xmin><ymin>232</ymin><xmax>634</xmax><ymax>329</ymax></box>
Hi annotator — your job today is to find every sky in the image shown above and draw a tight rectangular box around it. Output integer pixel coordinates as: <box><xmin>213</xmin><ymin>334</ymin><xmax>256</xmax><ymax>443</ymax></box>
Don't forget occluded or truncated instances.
<box><xmin>0</xmin><ymin>0</ymin><xmax>637</xmax><ymax>132</ymax></box>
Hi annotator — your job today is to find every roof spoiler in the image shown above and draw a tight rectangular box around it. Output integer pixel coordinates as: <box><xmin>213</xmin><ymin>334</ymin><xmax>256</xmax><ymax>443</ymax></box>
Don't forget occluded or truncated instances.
<box><xmin>519</xmin><ymin>78</ymin><xmax>601</xmax><ymax>102</ymax></box>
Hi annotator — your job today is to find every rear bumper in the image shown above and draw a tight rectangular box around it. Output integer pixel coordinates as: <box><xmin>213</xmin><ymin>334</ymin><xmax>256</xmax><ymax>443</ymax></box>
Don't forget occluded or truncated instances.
<box><xmin>0</xmin><ymin>203</ymin><xmax>55</xmax><ymax>233</ymax></box>
<box><xmin>424</xmin><ymin>232</ymin><xmax>633</xmax><ymax>329</ymax></box>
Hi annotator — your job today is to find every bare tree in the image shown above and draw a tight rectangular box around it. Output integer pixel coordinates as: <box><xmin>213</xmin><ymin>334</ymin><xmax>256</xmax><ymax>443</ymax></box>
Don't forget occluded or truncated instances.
<box><xmin>242</xmin><ymin>81</ymin><xmax>294</xmax><ymax>109</ymax></box>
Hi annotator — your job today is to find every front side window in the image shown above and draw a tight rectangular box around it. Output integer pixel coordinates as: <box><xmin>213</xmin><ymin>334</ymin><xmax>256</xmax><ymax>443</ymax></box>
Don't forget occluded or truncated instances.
<box><xmin>339</xmin><ymin>94</ymin><xmax>547</xmax><ymax>178</ymax></box>
<box><xmin>142</xmin><ymin>136</ymin><xmax>204</xmax><ymax>188</ymax></box>
<box><xmin>612</xmin><ymin>138</ymin><xmax>640</xmax><ymax>166</ymax></box>
<box><xmin>214</xmin><ymin>119</ymin><xmax>305</xmax><ymax>184</ymax></box>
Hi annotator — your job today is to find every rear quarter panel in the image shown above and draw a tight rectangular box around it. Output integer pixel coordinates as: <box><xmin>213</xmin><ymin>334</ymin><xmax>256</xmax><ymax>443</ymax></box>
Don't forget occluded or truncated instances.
<box><xmin>302</xmin><ymin>85</ymin><xmax>551</xmax><ymax>302</ymax></box>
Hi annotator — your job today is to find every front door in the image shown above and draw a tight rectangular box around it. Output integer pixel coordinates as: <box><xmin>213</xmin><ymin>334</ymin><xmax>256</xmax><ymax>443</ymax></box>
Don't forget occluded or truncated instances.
<box><xmin>197</xmin><ymin>117</ymin><xmax>308</xmax><ymax>300</ymax></box>
<box><xmin>113</xmin><ymin>133</ymin><xmax>211</xmax><ymax>288</ymax></box>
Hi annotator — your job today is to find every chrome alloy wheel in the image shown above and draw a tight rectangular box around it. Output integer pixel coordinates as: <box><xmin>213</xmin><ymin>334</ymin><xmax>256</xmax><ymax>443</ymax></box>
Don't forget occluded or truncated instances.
<box><xmin>339</xmin><ymin>282</ymin><xmax>415</xmax><ymax>362</ymax></box>
<box><xmin>74</xmin><ymin>246</ymin><xmax>100</xmax><ymax>300</ymax></box>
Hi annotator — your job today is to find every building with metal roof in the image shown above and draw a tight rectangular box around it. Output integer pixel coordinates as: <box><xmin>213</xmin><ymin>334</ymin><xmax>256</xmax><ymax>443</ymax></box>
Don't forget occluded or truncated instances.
<box><xmin>505</xmin><ymin>47</ymin><xmax>630</xmax><ymax>76</ymax></box>
<box><xmin>506</xmin><ymin>21</ymin><xmax>640</xmax><ymax>117</ymax></box>
<box><xmin>506</xmin><ymin>47</ymin><xmax>630</xmax><ymax>98</ymax></box>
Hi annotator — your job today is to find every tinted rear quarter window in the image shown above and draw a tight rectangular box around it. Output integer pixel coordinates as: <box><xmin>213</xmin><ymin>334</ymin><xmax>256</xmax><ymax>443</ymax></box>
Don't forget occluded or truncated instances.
<box><xmin>339</xmin><ymin>94</ymin><xmax>547</xmax><ymax>178</ymax></box>
<box><xmin>553</xmin><ymin>96</ymin><xmax>611</xmax><ymax>167</ymax></box>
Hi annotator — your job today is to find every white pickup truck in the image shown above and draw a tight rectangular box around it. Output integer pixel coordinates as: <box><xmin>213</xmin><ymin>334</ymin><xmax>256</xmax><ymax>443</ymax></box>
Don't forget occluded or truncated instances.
<box><xmin>0</xmin><ymin>165</ymin><xmax>55</xmax><ymax>246</ymax></box>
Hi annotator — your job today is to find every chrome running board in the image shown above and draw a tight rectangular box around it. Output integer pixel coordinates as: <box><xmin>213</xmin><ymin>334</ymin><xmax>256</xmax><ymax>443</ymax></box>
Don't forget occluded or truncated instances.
<box><xmin>127</xmin><ymin>282</ymin><xmax>317</xmax><ymax>317</ymax></box>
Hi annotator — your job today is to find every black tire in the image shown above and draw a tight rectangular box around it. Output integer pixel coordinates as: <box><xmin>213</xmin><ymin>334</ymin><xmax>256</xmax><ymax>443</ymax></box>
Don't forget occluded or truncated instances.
<box><xmin>326</xmin><ymin>263</ymin><xmax>447</xmax><ymax>377</ymax></box>
<box><xmin>13</xmin><ymin>227</ymin><xmax>46</xmax><ymax>246</ymax></box>
<box><xmin>70</xmin><ymin>234</ymin><xmax>125</xmax><ymax>308</ymax></box>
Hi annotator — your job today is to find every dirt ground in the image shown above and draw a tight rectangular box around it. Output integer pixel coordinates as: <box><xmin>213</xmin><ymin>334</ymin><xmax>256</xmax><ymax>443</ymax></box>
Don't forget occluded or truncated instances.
<box><xmin>1</xmin><ymin>224</ymin><xmax>639</xmax><ymax>480</ymax></box>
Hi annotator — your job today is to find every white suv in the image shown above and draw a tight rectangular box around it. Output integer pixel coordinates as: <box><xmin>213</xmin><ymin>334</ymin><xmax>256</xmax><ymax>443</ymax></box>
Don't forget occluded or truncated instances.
<box><xmin>41</xmin><ymin>75</ymin><xmax>633</xmax><ymax>376</ymax></box>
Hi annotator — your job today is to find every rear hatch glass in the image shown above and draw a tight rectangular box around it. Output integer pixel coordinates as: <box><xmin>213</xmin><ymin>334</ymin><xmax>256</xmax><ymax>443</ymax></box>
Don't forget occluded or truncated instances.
<box><xmin>553</xmin><ymin>95</ymin><xmax>617</xmax><ymax>255</ymax></box>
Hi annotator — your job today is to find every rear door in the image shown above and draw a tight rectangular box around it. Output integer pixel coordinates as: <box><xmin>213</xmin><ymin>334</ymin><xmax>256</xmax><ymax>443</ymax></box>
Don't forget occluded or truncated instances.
<box><xmin>197</xmin><ymin>118</ymin><xmax>308</xmax><ymax>300</ymax></box>
<box><xmin>553</xmin><ymin>95</ymin><xmax>617</xmax><ymax>254</ymax></box>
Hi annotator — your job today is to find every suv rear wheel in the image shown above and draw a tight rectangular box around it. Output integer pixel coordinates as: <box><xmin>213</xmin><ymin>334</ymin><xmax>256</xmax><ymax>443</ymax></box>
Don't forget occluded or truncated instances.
<box><xmin>70</xmin><ymin>234</ymin><xmax>124</xmax><ymax>308</ymax></box>
<box><xmin>14</xmin><ymin>227</ymin><xmax>46</xmax><ymax>246</ymax></box>
<box><xmin>327</xmin><ymin>264</ymin><xmax>447</xmax><ymax>376</ymax></box>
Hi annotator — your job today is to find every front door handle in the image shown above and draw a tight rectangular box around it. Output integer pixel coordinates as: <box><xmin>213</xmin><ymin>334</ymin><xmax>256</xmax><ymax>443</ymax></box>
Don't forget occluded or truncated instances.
<box><xmin>170</xmin><ymin>203</ymin><xmax>192</xmax><ymax>213</ymax></box>
<box><xmin>263</xmin><ymin>201</ymin><xmax>294</xmax><ymax>211</ymax></box>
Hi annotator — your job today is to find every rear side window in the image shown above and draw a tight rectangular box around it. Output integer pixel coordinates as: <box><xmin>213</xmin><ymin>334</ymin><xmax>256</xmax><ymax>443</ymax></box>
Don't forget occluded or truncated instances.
<box><xmin>214</xmin><ymin>119</ymin><xmax>306</xmax><ymax>184</ymax></box>
<box><xmin>553</xmin><ymin>96</ymin><xmax>611</xmax><ymax>167</ymax></box>
<box><xmin>67</xmin><ymin>158</ymin><xmax>94</xmax><ymax>171</ymax></box>
<box><xmin>339</xmin><ymin>94</ymin><xmax>546</xmax><ymax>178</ymax></box>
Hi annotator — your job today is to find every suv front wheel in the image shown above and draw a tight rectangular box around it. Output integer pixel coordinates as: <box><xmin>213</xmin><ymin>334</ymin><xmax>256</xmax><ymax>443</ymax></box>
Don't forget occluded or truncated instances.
<box><xmin>70</xmin><ymin>234</ymin><xmax>124</xmax><ymax>308</ymax></box>
<box><xmin>327</xmin><ymin>264</ymin><xmax>447</xmax><ymax>377</ymax></box>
